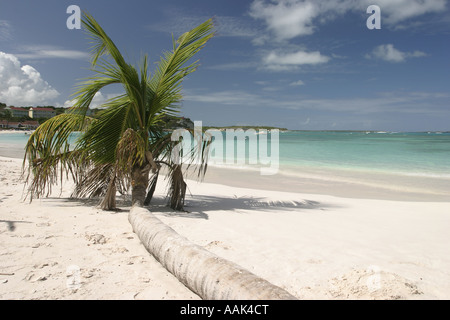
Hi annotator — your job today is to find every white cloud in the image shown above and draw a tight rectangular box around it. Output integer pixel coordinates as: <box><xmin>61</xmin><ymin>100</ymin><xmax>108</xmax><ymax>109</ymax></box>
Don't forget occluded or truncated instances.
<box><xmin>249</xmin><ymin>0</ymin><xmax>443</xmax><ymax>72</ymax></box>
<box><xmin>249</xmin><ymin>0</ymin><xmax>447</xmax><ymax>42</ymax></box>
<box><xmin>0</xmin><ymin>52</ymin><xmax>59</xmax><ymax>106</ymax></box>
<box><xmin>301</xmin><ymin>117</ymin><xmax>310</xmax><ymax>125</ymax></box>
<box><xmin>185</xmin><ymin>88</ymin><xmax>449</xmax><ymax>117</ymax></box>
<box><xmin>373</xmin><ymin>0</ymin><xmax>447</xmax><ymax>24</ymax></box>
<box><xmin>290</xmin><ymin>80</ymin><xmax>305</xmax><ymax>86</ymax></box>
<box><xmin>366</xmin><ymin>44</ymin><xmax>427</xmax><ymax>63</ymax></box>
<box><xmin>62</xmin><ymin>91</ymin><xmax>123</xmax><ymax>109</ymax></box>
<box><xmin>277</xmin><ymin>91</ymin><xmax>450</xmax><ymax>115</ymax></box>
<box><xmin>249</xmin><ymin>0</ymin><xmax>317</xmax><ymax>41</ymax></box>
<box><xmin>263</xmin><ymin>50</ymin><xmax>330</xmax><ymax>71</ymax></box>
<box><xmin>214</xmin><ymin>16</ymin><xmax>260</xmax><ymax>38</ymax></box>
<box><xmin>207</xmin><ymin>61</ymin><xmax>258</xmax><ymax>71</ymax></box>
<box><xmin>0</xmin><ymin>20</ymin><xmax>12</xmax><ymax>41</ymax></box>
<box><xmin>369</xmin><ymin>44</ymin><xmax>405</xmax><ymax>62</ymax></box>
<box><xmin>90</xmin><ymin>92</ymin><xmax>122</xmax><ymax>109</ymax></box>
<box><xmin>14</xmin><ymin>45</ymin><xmax>89</xmax><ymax>60</ymax></box>
<box><xmin>185</xmin><ymin>90</ymin><xmax>264</xmax><ymax>106</ymax></box>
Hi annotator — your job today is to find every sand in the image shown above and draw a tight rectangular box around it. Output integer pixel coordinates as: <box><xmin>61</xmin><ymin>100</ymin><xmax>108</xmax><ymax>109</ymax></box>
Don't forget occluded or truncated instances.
<box><xmin>1</xmin><ymin>155</ymin><xmax>449</xmax><ymax>300</ymax></box>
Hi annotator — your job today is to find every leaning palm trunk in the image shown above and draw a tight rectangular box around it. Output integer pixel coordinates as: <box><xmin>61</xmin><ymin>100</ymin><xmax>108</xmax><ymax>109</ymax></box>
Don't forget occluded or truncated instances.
<box><xmin>129</xmin><ymin>206</ymin><xmax>297</xmax><ymax>300</ymax></box>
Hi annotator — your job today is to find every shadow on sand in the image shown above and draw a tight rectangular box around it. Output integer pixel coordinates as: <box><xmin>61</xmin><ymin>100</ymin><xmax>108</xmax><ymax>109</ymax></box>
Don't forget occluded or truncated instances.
<box><xmin>34</xmin><ymin>192</ymin><xmax>342</xmax><ymax>221</ymax></box>
<box><xmin>0</xmin><ymin>219</ymin><xmax>32</xmax><ymax>231</ymax></box>
<box><xmin>39</xmin><ymin>195</ymin><xmax>132</xmax><ymax>213</ymax></box>
<box><xmin>149</xmin><ymin>194</ymin><xmax>342</xmax><ymax>220</ymax></box>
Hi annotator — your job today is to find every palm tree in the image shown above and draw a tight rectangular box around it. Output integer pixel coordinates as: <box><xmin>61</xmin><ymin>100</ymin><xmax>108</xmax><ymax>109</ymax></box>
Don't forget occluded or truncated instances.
<box><xmin>22</xmin><ymin>13</ymin><xmax>296</xmax><ymax>300</ymax></box>
<box><xmin>23</xmin><ymin>12</ymin><xmax>214</xmax><ymax>210</ymax></box>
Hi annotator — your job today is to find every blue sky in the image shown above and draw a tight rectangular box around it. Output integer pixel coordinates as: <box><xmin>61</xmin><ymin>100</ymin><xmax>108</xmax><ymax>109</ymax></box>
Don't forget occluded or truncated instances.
<box><xmin>0</xmin><ymin>0</ymin><xmax>449</xmax><ymax>131</ymax></box>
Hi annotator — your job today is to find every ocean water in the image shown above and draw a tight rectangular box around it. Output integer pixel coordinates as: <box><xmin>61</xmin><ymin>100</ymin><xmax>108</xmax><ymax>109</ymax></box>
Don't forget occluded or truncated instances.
<box><xmin>0</xmin><ymin>132</ymin><xmax>33</xmax><ymax>159</ymax></box>
<box><xmin>1</xmin><ymin>130</ymin><xmax>449</xmax><ymax>177</ymax></box>
<box><xmin>0</xmin><ymin>131</ymin><xmax>79</xmax><ymax>159</ymax></box>
<box><xmin>203</xmin><ymin>130</ymin><xmax>450</xmax><ymax>200</ymax></box>
<box><xmin>278</xmin><ymin>131</ymin><xmax>450</xmax><ymax>178</ymax></box>
<box><xmin>1</xmin><ymin>130</ymin><xmax>449</xmax><ymax>199</ymax></box>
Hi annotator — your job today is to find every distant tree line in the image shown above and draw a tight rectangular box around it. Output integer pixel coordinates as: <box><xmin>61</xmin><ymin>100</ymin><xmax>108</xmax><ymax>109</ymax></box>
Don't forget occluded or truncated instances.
<box><xmin>0</xmin><ymin>101</ymin><xmax>196</xmax><ymax>129</ymax></box>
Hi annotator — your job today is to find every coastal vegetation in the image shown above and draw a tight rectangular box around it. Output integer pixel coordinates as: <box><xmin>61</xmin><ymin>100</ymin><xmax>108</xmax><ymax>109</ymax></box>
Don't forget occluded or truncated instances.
<box><xmin>203</xmin><ymin>125</ymin><xmax>288</xmax><ymax>131</ymax></box>
<box><xmin>23</xmin><ymin>13</ymin><xmax>214</xmax><ymax>211</ymax></box>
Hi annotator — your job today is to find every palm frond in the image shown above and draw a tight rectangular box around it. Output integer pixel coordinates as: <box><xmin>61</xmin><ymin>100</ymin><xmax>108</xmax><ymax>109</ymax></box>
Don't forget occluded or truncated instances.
<box><xmin>77</xmin><ymin>101</ymin><xmax>129</xmax><ymax>164</ymax></box>
<box><xmin>82</xmin><ymin>12</ymin><xmax>128</xmax><ymax>70</ymax></box>
<box><xmin>147</xmin><ymin>19</ymin><xmax>215</xmax><ymax>126</ymax></box>
<box><xmin>82</xmin><ymin>12</ymin><xmax>145</xmax><ymax>129</ymax></box>
<box><xmin>116</xmin><ymin>128</ymin><xmax>147</xmax><ymax>171</ymax></box>
<box><xmin>70</xmin><ymin>61</ymin><xmax>121</xmax><ymax>113</ymax></box>
<box><xmin>23</xmin><ymin>113</ymin><xmax>92</xmax><ymax>199</ymax></box>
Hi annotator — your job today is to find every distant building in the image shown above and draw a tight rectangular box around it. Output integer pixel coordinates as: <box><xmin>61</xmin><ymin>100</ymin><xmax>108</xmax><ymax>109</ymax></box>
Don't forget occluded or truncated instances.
<box><xmin>29</xmin><ymin>107</ymin><xmax>56</xmax><ymax>119</ymax></box>
<box><xmin>0</xmin><ymin>120</ymin><xmax>20</xmax><ymax>129</ymax></box>
<box><xmin>0</xmin><ymin>120</ymin><xmax>39</xmax><ymax>129</ymax></box>
<box><xmin>21</xmin><ymin>120</ymin><xmax>40</xmax><ymax>129</ymax></box>
<box><xmin>5</xmin><ymin>106</ymin><xmax>29</xmax><ymax>118</ymax></box>
<box><xmin>4</xmin><ymin>106</ymin><xmax>56</xmax><ymax>119</ymax></box>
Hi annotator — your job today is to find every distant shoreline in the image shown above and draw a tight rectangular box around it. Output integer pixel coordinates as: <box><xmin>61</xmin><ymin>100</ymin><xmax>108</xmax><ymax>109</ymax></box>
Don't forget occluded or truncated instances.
<box><xmin>0</xmin><ymin>129</ymin><xmax>34</xmax><ymax>135</ymax></box>
<box><xmin>2</xmin><ymin>127</ymin><xmax>449</xmax><ymax>134</ymax></box>
<box><xmin>202</xmin><ymin>125</ymin><xmax>288</xmax><ymax>131</ymax></box>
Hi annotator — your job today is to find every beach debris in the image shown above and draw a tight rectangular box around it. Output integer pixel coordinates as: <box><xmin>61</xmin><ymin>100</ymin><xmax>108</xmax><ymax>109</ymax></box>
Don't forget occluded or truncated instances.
<box><xmin>139</xmin><ymin>277</ymin><xmax>151</xmax><ymax>283</ymax></box>
<box><xmin>33</xmin><ymin>262</ymin><xmax>57</xmax><ymax>269</ymax></box>
<box><xmin>0</xmin><ymin>272</ymin><xmax>15</xmax><ymax>276</ymax></box>
<box><xmin>81</xmin><ymin>268</ymin><xmax>97</xmax><ymax>279</ymax></box>
<box><xmin>112</xmin><ymin>247</ymin><xmax>129</xmax><ymax>254</ymax></box>
<box><xmin>35</xmin><ymin>222</ymin><xmax>51</xmax><ymax>227</ymax></box>
<box><xmin>1</xmin><ymin>279</ymin><xmax>8</xmax><ymax>283</ymax></box>
<box><xmin>24</xmin><ymin>272</ymin><xmax>48</xmax><ymax>282</ymax></box>
<box><xmin>126</xmin><ymin>255</ymin><xmax>145</xmax><ymax>265</ymax></box>
<box><xmin>328</xmin><ymin>268</ymin><xmax>423</xmax><ymax>300</ymax></box>
<box><xmin>85</xmin><ymin>233</ymin><xmax>107</xmax><ymax>245</ymax></box>
<box><xmin>205</xmin><ymin>240</ymin><xmax>230</xmax><ymax>250</ymax></box>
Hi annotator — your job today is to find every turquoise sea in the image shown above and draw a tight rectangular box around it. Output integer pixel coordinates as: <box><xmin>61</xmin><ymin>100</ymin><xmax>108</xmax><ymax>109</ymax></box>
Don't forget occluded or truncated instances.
<box><xmin>279</xmin><ymin>131</ymin><xmax>450</xmax><ymax>179</ymax></box>
<box><xmin>1</xmin><ymin>130</ymin><xmax>450</xmax><ymax>176</ymax></box>
<box><xmin>1</xmin><ymin>130</ymin><xmax>449</xmax><ymax>199</ymax></box>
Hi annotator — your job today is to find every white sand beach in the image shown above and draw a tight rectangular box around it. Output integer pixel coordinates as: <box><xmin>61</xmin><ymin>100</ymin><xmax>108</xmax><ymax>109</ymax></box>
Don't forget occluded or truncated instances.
<box><xmin>1</xmin><ymin>155</ymin><xmax>449</xmax><ymax>300</ymax></box>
